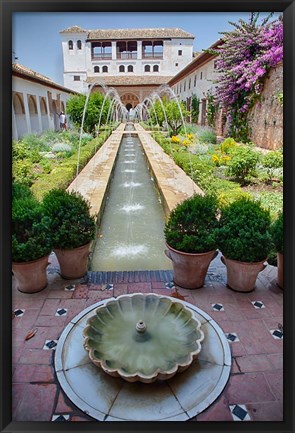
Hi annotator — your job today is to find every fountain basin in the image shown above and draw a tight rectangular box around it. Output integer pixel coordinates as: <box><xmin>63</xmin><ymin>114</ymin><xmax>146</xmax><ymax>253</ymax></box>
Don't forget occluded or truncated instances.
<box><xmin>83</xmin><ymin>293</ymin><xmax>204</xmax><ymax>383</ymax></box>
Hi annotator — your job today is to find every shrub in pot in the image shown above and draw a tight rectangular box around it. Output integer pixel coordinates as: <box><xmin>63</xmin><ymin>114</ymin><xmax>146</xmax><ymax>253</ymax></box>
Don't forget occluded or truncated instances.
<box><xmin>43</xmin><ymin>188</ymin><xmax>96</xmax><ymax>279</ymax></box>
<box><xmin>12</xmin><ymin>194</ymin><xmax>52</xmax><ymax>293</ymax></box>
<box><xmin>164</xmin><ymin>193</ymin><xmax>219</xmax><ymax>289</ymax></box>
<box><xmin>271</xmin><ymin>212</ymin><xmax>283</xmax><ymax>288</ymax></box>
<box><xmin>218</xmin><ymin>197</ymin><xmax>272</xmax><ymax>292</ymax></box>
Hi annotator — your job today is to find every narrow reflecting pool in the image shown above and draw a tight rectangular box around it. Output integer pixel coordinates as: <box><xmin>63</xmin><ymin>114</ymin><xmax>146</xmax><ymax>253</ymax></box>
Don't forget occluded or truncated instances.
<box><xmin>90</xmin><ymin>124</ymin><xmax>172</xmax><ymax>271</ymax></box>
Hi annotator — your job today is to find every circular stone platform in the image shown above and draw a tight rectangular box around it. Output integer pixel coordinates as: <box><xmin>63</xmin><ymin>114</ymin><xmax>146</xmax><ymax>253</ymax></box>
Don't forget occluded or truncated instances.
<box><xmin>54</xmin><ymin>295</ymin><xmax>232</xmax><ymax>421</ymax></box>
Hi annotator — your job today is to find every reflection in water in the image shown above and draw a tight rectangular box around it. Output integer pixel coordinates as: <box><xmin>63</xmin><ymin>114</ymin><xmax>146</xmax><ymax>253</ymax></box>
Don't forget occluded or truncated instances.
<box><xmin>90</xmin><ymin>126</ymin><xmax>172</xmax><ymax>271</ymax></box>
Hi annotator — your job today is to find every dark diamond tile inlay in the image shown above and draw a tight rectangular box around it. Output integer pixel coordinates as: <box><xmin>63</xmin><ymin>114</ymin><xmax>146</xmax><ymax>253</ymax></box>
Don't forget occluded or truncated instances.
<box><xmin>53</xmin><ymin>415</ymin><xmax>68</xmax><ymax>422</ymax></box>
<box><xmin>56</xmin><ymin>308</ymin><xmax>67</xmax><ymax>316</ymax></box>
<box><xmin>253</xmin><ymin>301</ymin><xmax>264</xmax><ymax>309</ymax></box>
<box><xmin>45</xmin><ymin>340</ymin><xmax>57</xmax><ymax>349</ymax></box>
<box><xmin>14</xmin><ymin>309</ymin><xmax>24</xmax><ymax>317</ymax></box>
<box><xmin>165</xmin><ymin>281</ymin><xmax>175</xmax><ymax>289</ymax></box>
<box><xmin>232</xmin><ymin>405</ymin><xmax>248</xmax><ymax>420</ymax></box>
<box><xmin>64</xmin><ymin>284</ymin><xmax>75</xmax><ymax>291</ymax></box>
<box><xmin>212</xmin><ymin>303</ymin><xmax>223</xmax><ymax>311</ymax></box>
<box><xmin>272</xmin><ymin>329</ymin><xmax>283</xmax><ymax>339</ymax></box>
<box><xmin>227</xmin><ymin>333</ymin><xmax>237</xmax><ymax>342</ymax></box>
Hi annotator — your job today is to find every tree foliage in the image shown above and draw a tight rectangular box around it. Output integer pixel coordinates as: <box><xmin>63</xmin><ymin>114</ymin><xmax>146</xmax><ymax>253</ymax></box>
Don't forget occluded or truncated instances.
<box><xmin>66</xmin><ymin>92</ymin><xmax>111</xmax><ymax>134</ymax></box>
<box><xmin>149</xmin><ymin>98</ymin><xmax>190</xmax><ymax>135</ymax></box>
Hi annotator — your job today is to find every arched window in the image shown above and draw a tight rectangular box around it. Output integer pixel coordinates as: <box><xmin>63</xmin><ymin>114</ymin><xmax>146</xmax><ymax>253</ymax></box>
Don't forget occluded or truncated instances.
<box><xmin>40</xmin><ymin>97</ymin><xmax>47</xmax><ymax>115</ymax></box>
<box><xmin>119</xmin><ymin>65</ymin><xmax>125</xmax><ymax>72</ymax></box>
<box><xmin>68</xmin><ymin>40</ymin><xmax>73</xmax><ymax>50</ymax></box>
<box><xmin>94</xmin><ymin>66</ymin><xmax>100</xmax><ymax>73</ymax></box>
<box><xmin>127</xmin><ymin>65</ymin><xmax>133</xmax><ymax>72</ymax></box>
<box><xmin>102</xmin><ymin>65</ymin><xmax>108</xmax><ymax>73</ymax></box>
<box><xmin>144</xmin><ymin>65</ymin><xmax>150</xmax><ymax>72</ymax></box>
<box><xmin>77</xmin><ymin>40</ymin><xmax>82</xmax><ymax>50</ymax></box>
<box><xmin>13</xmin><ymin>93</ymin><xmax>25</xmax><ymax>115</ymax></box>
<box><xmin>153</xmin><ymin>65</ymin><xmax>159</xmax><ymax>72</ymax></box>
<box><xmin>28</xmin><ymin>95</ymin><xmax>37</xmax><ymax>114</ymax></box>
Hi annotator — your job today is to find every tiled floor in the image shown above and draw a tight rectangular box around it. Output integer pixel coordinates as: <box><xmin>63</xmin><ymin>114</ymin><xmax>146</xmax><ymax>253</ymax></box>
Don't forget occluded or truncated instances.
<box><xmin>12</xmin><ymin>252</ymin><xmax>283</xmax><ymax>422</ymax></box>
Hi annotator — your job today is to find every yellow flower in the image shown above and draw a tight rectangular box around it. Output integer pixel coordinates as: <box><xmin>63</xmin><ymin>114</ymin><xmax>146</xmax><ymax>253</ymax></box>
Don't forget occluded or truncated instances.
<box><xmin>171</xmin><ymin>136</ymin><xmax>180</xmax><ymax>143</ymax></box>
<box><xmin>187</xmin><ymin>133</ymin><xmax>194</xmax><ymax>140</ymax></box>
<box><xmin>211</xmin><ymin>154</ymin><xmax>219</xmax><ymax>162</ymax></box>
<box><xmin>221</xmin><ymin>155</ymin><xmax>231</xmax><ymax>164</ymax></box>
<box><xmin>182</xmin><ymin>140</ymin><xmax>190</xmax><ymax>146</ymax></box>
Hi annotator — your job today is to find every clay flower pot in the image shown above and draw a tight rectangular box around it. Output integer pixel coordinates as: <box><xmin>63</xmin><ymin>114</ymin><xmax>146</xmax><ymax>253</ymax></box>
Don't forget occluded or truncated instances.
<box><xmin>277</xmin><ymin>252</ymin><xmax>283</xmax><ymax>289</ymax></box>
<box><xmin>54</xmin><ymin>242</ymin><xmax>91</xmax><ymax>279</ymax></box>
<box><xmin>165</xmin><ymin>244</ymin><xmax>218</xmax><ymax>289</ymax></box>
<box><xmin>221</xmin><ymin>256</ymin><xmax>267</xmax><ymax>293</ymax></box>
<box><xmin>12</xmin><ymin>254</ymin><xmax>50</xmax><ymax>293</ymax></box>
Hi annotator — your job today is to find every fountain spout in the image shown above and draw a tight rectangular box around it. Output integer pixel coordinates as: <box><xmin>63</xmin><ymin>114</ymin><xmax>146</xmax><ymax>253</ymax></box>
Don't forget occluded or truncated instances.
<box><xmin>136</xmin><ymin>320</ymin><xmax>147</xmax><ymax>333</ymax></box>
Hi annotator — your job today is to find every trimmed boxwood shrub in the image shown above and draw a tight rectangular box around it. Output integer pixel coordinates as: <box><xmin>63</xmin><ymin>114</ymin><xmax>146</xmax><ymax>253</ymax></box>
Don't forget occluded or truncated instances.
<box><xmin>12</xmin><ymin>197</ymin><xmax>52</xmax><ymax>262</ymax></box>
<box><xmin>164</xmin><ymin>193</ymin><xmax>219</xmax><ymax>253</ymax></box>
<box><xmin>12</xmin><ymin>182</ymin><xmax>34</xmax><ymax>201</ymax></box>
<box><xmin>42</xmin><ymin>188</ymin><xmax>96</xmax><ymax>250</ymax></box>
<box><xmin>271</xmin><ymin>211</ymin><xmax>283</xmax><ymax>253</ymax></box>
<box><xmin>218</xmin><ymin>197</ymin><xmax>272</xmax><ymax>262</ymax></box>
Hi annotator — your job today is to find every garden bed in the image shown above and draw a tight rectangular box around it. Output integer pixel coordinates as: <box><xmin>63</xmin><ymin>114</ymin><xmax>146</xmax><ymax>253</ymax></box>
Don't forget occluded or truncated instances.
<box><xmin>12</xmin><ymin>126</ymin><xmax>116</xmax><ymax>200</ymax></box>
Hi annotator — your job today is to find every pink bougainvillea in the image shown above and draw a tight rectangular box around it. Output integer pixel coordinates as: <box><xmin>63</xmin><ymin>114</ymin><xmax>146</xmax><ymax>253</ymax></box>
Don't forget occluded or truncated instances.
<box><xmin>212</xmin><ymin>13</ymin><xmax>283</xmax><ymax>141</ymax></box>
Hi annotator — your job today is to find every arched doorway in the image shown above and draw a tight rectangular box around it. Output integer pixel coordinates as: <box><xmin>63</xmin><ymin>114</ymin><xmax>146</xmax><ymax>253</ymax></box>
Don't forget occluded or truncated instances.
<box><xmin>120</xmin><ymin>92</ymin><xmax>140</xmax><ymax>109</ymax></box>
<box><xmin>28</xmin><ymin>94</ymin><xmax>39</xmax><ymax>133</ymax></box>
<box><xmin>52</xmin><ymin>101</ymin><xmax>59</xmax><ymax>130</ymax></box>
<box><xmin>40</xmin><ymin>96</ymin><xmax>49</xmax><ymax>131</ymax></box>
<box><xmin>13</xmin><ymin>92</ymin><xmax>26</xmax><ymax>138</ymax></box>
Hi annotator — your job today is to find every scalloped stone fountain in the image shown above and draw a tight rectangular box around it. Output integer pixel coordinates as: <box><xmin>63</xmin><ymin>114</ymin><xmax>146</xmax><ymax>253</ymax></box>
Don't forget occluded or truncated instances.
<box><xmin>55</xmin><ymin>294</ymin><xmax>231</xmax><ymax>421</ymax></box>
<box><xmin>83</xmin><ymin>293</ymin><xmax>204</xmax><ymax>383</ymax></box>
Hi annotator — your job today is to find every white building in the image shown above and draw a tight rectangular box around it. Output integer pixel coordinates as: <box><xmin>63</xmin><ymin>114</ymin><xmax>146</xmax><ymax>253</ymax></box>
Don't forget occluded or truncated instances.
<box><xmin>12</xmin><ymin>63</ymin><xmax>76</xmax><ymax>140</ymax></box>
<box><xmin>168</xmin><ymin>40</ymin><xmax>221</xmax><ymax>125</ymax></box>
<box><xmin>60</xmin><ymin>26</ymin><xmax>195</xmax><ymax>105</ymax></box>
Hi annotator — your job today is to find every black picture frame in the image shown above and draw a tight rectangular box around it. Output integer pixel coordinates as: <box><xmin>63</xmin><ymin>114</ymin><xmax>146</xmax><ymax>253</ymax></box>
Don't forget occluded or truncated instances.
<box><xmin>1</xmin><ymin>1</ymin><xmax>294</xmax><ymax>432</ymax></box>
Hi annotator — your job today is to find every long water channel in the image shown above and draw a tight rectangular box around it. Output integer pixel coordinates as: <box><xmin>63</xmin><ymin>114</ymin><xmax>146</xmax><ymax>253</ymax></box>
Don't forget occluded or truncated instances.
<box><xmin>90</xmin><ymin>124</ymin><xmax>172</xmax><ymax>271</ymax></box>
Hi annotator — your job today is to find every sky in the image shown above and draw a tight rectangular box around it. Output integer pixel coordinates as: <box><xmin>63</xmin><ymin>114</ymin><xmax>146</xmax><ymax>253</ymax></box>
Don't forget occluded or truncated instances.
<box><xmin>12</xmin><ymin>12</ymin><xmax>280</xmax><ymax>86</ymax></box>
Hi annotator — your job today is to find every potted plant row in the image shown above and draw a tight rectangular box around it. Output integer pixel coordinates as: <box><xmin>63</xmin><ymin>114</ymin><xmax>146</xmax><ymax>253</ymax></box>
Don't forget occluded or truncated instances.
<box><xmin>12</xmin><ymin>184</ymin><xmax>96</xmax><ymax>293</ymax></box>
<box><xmin>164</xmin><ymin>194</ymin><xmax>276</xmax><ymax>292</ymax></box>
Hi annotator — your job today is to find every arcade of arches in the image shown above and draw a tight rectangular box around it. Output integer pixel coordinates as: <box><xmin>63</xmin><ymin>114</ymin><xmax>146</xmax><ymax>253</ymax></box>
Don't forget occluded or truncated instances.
<box><xmin>91</xmin><ymin>85</ymin><xmax>158</xmax><ymax>110</ymax></box>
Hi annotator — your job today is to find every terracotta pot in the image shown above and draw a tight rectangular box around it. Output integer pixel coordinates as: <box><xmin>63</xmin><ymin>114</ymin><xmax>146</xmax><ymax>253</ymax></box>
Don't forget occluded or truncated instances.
<box><xmin>165</xmin><ymin>244</ymin><xmax>218</xmax><ymax>289</ymax></box>
<box><xmin>277</xmin><ymin>252</ymin><xmax>283</xmax><ymax>289</ymax></box>
<box><xmin>12</xmin><ymin>254</ymin><xmax>50</xmax><ymax>293</ymax></box>
<box><xmin>54</xmin><ymin>242</ymin><xmax>91</xmax><ymax>279</ymax></box>
<box><xmin>221</xmin><ymin>256</ymin><xmax>267</xmax><ymax>293</ymax></box>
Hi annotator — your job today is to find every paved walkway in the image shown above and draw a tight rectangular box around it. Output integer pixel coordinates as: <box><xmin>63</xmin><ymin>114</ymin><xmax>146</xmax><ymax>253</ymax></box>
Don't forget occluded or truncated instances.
<box><xmin>12</xmin><ymin>253</ymin><xmax>283</xmax><ymax>422</ymax></box>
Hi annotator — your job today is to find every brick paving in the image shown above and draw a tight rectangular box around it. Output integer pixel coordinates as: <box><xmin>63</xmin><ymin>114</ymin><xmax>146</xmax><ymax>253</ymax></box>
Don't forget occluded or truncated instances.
<box><xmin>12</xmin><ymin>253</ymin><xmax>283</xmax><ymax>422</ymax></box>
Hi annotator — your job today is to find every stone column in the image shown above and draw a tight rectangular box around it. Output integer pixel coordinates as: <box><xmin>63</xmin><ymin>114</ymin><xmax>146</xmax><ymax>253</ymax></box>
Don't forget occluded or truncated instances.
<box><xmin>35</xmin><ymin>96</ymin><xmax>42</xmax><ymax>133</ymax></box>
<box><xmin>23</xmin><ymin>93</ymin><xmax>32</xmax><ymax>135</ymax></box>
<box><xmin>12</xmin><ymin>107</ymin><xmax>18</xmax><ymax>140</ymax></box>
<box><xmin>112</xmin><ymin>41</ymin><xmax>117</xmax><ymax>60</ymax></box>
<box><xmin>137</xmin><ymin>40</ymin><xmax>142</xmax><ymax>60</ymax></box>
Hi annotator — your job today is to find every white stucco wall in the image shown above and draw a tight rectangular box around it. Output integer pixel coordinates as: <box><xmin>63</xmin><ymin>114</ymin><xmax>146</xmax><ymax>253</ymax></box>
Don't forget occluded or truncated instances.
<box><xmin>12</xmin><ymin>75</ymin><xmax>75</xmax><ymax>140</ymax></box>
<box><xmin>172</xmin><ymin>58</ymin><xmax>218</xmax><ymax>101</ymax></box>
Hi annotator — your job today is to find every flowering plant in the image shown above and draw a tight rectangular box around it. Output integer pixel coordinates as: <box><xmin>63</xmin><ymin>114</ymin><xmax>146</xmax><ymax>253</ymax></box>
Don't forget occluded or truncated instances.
<box><xmin>171</xmin><ymin>135</ymin><xmax>180</xmax><ymax>143</ymax></box>
<box><xmin>212</xmin><ymin>13</ymin><xmax>283</xmax><ymax>141</ymax></box>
